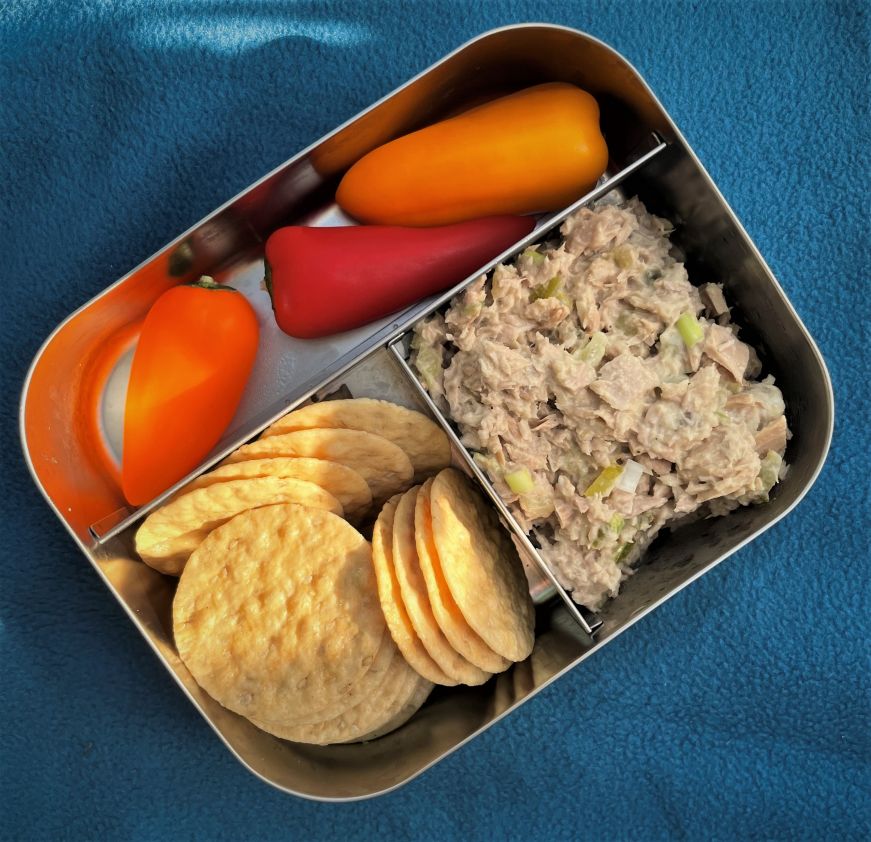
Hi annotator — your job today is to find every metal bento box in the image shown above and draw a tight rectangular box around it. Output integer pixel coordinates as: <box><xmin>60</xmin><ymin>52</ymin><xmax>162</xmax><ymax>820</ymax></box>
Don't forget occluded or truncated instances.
<box><xmin>19</xmin><ymin>24</ymin><xmax>833</xmax><ymax>800</ymax></box>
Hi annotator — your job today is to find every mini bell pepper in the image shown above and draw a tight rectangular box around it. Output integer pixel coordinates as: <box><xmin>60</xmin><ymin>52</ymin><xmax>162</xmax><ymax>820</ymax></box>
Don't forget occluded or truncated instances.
<box><xmin>336</xmin><ymin>83</ymin><xmax>609</xmax><ymax>226</ymax></box>
<box><xmin>264</xmin><ymin>215</ymin><xmax>534</xmax><ymax>338</ymax></box>
<box><xmin>122</xmin><ymin>277</ymin><xmax>259</xmax><ymax>505</ymax></box>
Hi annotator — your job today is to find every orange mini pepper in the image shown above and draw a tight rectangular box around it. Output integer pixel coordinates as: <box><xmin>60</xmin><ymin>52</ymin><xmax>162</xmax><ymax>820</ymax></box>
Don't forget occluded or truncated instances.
<box><xmin>336</xmin><ymin>82</ymin><xmax>609</xmax><ymax>227</ymax></box>
<box><xmin>121</xmin><ymin>277</ymin><xmax>259</xmax><ymax>505</ymax></box>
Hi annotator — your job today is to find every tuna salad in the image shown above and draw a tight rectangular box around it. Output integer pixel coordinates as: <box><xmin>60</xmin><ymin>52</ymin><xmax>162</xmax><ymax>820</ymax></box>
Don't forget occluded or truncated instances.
<box><xmin>411</xmin><ymin>197</ymin><xmax>790</xmax><ymax>609</ymax></box>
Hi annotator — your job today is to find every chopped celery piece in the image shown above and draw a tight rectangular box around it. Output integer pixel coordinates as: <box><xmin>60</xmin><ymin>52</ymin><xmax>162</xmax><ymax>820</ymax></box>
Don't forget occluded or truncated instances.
<box><xmin>611</xmin><ymin>245</ymin><xmax>634</xmax><ymax>269</ymax></box>
<box><xmin>615</xmin><ymin>542</ymin><xmax>634</xmax><ymax>563</ymax></box>
<box><xmin>530</xmin><ymin>274</ymin><xmax>562</xmax><ymax>302</ymax></box>
<box><xmin>521</xmin><ymin>247</ymin><xmax>546</xmax><ymax>265</ymax></box>
<box><xmin>584</xmin><ymin>464</ymin><xmax>623</xmax><ymax>497</ymax></box>
<box><xmin>658</xmin><ymin>325</ymin><xmax>683</xmax><ymax>352</ymax></box>
<box><xmin>609</xmin><ymin>513</ymin><xmax>625</xmax><ymax>533</ymax></box>
<box><xmin>758</xmin><ymin>450</ymin><xmax>783</xmax><ymax>497</ymax></box>
<box><xmin>574</xmin><ymin>331</ymin><xmax>607</xmax><ymax>367</ymax></box>
<box><xmin>676</xmin><ymin>312</ymin><xmax>704</xmax><ymax>348</ymax></box>
<box><xmin>505</xmin><ymin>468</ymin><xmax>535</xmax><ymax>494</ymax></box>
<box><xmin>413</xmin><ymin>344</ymin><xmax>443</xmax><ymax>394</ymax></box>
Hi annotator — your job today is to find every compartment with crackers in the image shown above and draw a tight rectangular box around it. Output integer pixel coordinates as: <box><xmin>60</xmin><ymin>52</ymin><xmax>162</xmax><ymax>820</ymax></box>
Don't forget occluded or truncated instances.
<box><xmin>143</xmin><ymin>363</ymin><xmax>539</xmax><ymax>745</ymax></box>
<box><xmin>20</xmin><ymin>25</ymin><xmax>831</xmax><ymax>799</ymax></box>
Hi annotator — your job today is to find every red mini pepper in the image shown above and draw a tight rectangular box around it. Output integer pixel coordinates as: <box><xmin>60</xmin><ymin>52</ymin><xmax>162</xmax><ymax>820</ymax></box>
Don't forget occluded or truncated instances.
<box><xmin>264</xmin><ymin>216</ymin><xmax>534</xmax><ymax>338</ymax></box>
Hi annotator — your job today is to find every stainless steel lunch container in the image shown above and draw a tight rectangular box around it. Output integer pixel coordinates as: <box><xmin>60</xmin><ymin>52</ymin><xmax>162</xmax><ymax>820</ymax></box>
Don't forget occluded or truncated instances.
<box><xmin>19</xmin><ymin>24</ymin><xmax>833</xmax><ymax>801</ymax></box>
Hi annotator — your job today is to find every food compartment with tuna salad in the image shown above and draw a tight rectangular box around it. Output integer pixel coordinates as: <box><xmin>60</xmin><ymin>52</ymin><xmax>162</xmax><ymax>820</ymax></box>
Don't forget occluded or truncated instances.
<box><xmin>20</xmin><ymin>24</ymin><xmax>832</xmax><ymax>800</ymax></box>
<box><xmin>397</xmin><ymin>173</ymin><xmax>826</xmax><ymax>634</ymax></box>
<box><xmin>393</xmin><ymin>135</ymin><xmax>825</xmax><ymax>642</ymax></box>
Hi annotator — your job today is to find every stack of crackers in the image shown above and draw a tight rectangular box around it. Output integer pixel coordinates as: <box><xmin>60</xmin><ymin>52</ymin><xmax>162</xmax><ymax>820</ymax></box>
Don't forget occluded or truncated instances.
<box><xmin>134</xmin><ymin>399</ymin><xmax>535</xmax><ymax>745</ymax></box>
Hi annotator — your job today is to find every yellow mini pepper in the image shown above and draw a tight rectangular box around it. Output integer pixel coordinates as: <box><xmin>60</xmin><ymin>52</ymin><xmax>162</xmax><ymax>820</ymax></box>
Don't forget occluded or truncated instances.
<box><xmin>336</xmin><ymin>83</ymin><xmax>609</xmax><ymax>226</ymax></box>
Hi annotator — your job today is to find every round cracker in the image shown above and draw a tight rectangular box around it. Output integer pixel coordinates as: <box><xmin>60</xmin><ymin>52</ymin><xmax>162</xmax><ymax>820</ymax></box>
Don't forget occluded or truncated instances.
<box><xmin>256</xmin><ymin>630</ymin><xmax>396</xmax><ymax>728</ymax></box>
<box><xmin>137</xmin><ymin>477</ymin><xmax>343</xmax><ymax>576</ymax></box>
<box><xmin>371</xmin><ymin>495</ymin><xmax>457</xmax><ymax>686</ymax></box>
<box><xmin>263</xmin><ymin>398</ymin><xmax>452</xmax><ymax>479</ymax></box>
<box><xmin>430</xmin><ymin>469</ymin><xmax>535</xmax><ymax>662</ymax></box>
<box><xmin>182</xmin><ymin>457</ymin><xmax>372</xmax><ymax>519</ymax></box>
<box><xmin>252</xmin><ymin>642</ymin><xmax>428</xmax><ymax>745</ymax></box>
<box><xmin>351</xmin><ymin>676</ymin><xmax>433</xmax><ymax>743</ymax></box>
<box><xmin>223</xmin><ymin>429</ymin><xmax>413</xmax><ymax>504</ymax></box>
<box><xmin>392</xmin><ymin>487</ymin><xmax>489</xmax><ymax>686</ymax></box>
<box><xmin>173</xmin><ymin>503</ymin><xmax>384</xmax><ymax>724</ymax></box>
<box><xmin>415</xmin><ymin>479</ymin><xmax>510</xmax><ymax>674</ymax></box>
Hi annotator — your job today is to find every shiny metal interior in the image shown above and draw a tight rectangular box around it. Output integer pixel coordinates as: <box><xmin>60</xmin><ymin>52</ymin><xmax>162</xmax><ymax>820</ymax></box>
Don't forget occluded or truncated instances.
<box><xmin>19</xmin><ymin>25</ymin><xmax>832</xmax><ymax>801</ymax></box>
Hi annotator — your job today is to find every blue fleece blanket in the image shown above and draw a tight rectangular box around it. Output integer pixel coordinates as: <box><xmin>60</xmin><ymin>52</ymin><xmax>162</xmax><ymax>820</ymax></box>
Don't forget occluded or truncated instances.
<box><xmin>1</xmin><ymin>1</ymin><xmax>868</xmax><ymax>838</ymax></box>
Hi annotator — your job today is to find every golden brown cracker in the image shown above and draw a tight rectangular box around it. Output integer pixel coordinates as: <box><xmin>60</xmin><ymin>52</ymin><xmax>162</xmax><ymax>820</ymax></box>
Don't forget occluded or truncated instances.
<box><xmin>137</xmin><ymin>477</ymin><xmax>342</xmax><ymax>575</ymax></box>
<box><xmin>351</xmin><ymin>676</ymin><xmax>433</xmax><ymax>743</ymax></box>
<box><xmin>263</xmin><ymin>398</ymin><xmax>451</xmax><ymax>479</ymax></box>
<box><xmin>252</xmin><ymin>644</ymin><xmax>428</xmax><ymax>745</ymax></box>
<box><xmin>371</xmin><ymin>495</ymin><xmax>457</xmax><ymax>686</ymax></box>
<box><xmin>391</xmin><ymin>487</ymin><xmax>489</xmax><ymax>686</ymax></box>
<box><xmin>173</xmin><ymin>504</ymin><xmax>384</xmax><ymax>724</ymax></box>
<box><xmin>223</xmin><ymin>428</ymin><xmax>413</xmax><ymax>503</ymax></box>
<box><xmin>430</xmin><ymin>468</ymin><xmax>535</xmax><ymax>662</ymax></box>
<box><xmin>415</xmin><ymin>478</ymin><xmax>510</xmax><ymax>674</ymax></box>
<box><xmin>181</xmin><ymin>457</ymin><xmax>371</xmax><ymax>519</ymax></box>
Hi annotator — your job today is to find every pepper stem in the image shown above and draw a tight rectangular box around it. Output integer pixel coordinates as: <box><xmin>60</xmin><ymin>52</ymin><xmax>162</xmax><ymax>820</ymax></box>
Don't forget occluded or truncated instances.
<box><xmin>263</xmin><ymin>261</ymin><xmax>276</xmax><ymax>311</ymax></box>
<box><xmin>188</xmin><ymin>275</ymin><xmax>237</xmax><ymax>291</ymax></box>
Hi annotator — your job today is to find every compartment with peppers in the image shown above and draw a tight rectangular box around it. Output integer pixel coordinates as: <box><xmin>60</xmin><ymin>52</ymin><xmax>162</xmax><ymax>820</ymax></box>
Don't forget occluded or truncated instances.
<box><xmin>122</xmin><ymin>83</ymin><xmax>610</xmax><ymax>504</ymax></box>
<box><xmin>264</xmin><ymin>83</ymin><xmax>609</xmax><ymax>338</ymax></box>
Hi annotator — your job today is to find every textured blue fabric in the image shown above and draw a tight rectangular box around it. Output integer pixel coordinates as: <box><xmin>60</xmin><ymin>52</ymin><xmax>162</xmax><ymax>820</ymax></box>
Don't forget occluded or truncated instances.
<box><xmin>1</xmin><ymin>1</ymin><xmax>868</xmax><ymax>839</ymax></box>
